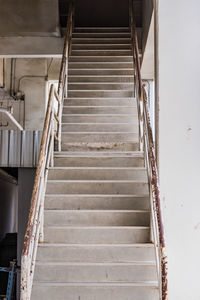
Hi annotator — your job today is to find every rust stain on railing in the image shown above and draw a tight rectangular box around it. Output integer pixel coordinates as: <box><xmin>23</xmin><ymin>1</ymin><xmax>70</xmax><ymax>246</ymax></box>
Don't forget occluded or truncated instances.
<box><xmin>129</xmin><ymin>0</ymin><xmax>168</xmax><ymax>299</ymax></box>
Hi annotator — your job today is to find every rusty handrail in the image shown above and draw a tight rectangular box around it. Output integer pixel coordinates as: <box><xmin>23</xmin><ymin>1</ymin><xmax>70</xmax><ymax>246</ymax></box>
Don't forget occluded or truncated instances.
<box><xmin>129</xmin><ymin>1</ymin><xmax>168</xmax><ymax>299</ymax></box>
<box><xmin>57</xmin><ymin>2</ymin><xmax>74</xmax><ymax>151</ymax></box>
<box><xmin>20</xmin><ymin>2</ymin><xmax>74</xmax><ymax>299</ymax></box>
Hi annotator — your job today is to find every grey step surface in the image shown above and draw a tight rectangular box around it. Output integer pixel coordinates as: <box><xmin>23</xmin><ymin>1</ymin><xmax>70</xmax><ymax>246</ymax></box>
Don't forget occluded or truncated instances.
<box><xmin>48</xmin><ymin>167</ymin><xmax>147</xmax><ymax>181</ymax></box>
<box><xmin>71</xmin><ymin>49</ymin><xmax>133</xmax><ymax>56</ymax></box>
<box><xmin>62</xmin><ymin>114</ymin><xmax>138</xmax><ymax>123</ymax></box>
<box><xmin>68</xmin><ymin>69</ymin><xmax>134</xmax><ymax>75</ymax></box>
<box><xmin>44</xmin><ymin>195</ymin><xmax>150</xmax><ymax>210</ymax></box>
<box><xmin>72</xmin><ymin>38</ymin><xmax>132</xmax><ymax>44</ymax></box>
<box><xmin>68</xmin><ymin>90</ymin><xmax>134</xmax><ymax>98</ymax></box>
<box><xmin>62</xmin><ymin>106</ymin><xmax>137</xmax><ymax>114</ymax></box>
<box><xmin>34</xmin><ymin>262</ymin><xmax>156</xmax><ymax>282</ymax></box>
<box><xmin>72</xmin><ymin>44</ymin><xmax>132</xmax><ymax>50</ymax></box>
<box><xmin>53</xmin><ymin>153</ymin><xmax>145</xmax><ymax>167</ymax></box>
<box><xmin>36</xmin><ymin>244</ymin><xmax>156</xmax><ymax>262</ymax></box>
<box><xmin>62</xmin><ymin>123</ymin><xmax>138</xmax><ymax>132</ymax></box>
<box><xmin>61</xmin><ymin>141</ymin><xmax>139</xmax><ymax>151</ymax></box>
<box><xmin>44</xmin><ymin>210</ymin><xmax>150</xmax><ymax>226</ymax></box>
<box><xmin>61</xmin><ymin>132</ymin><xmax>138</xmax><ymax>143</ymax></box>
<box><xmin>68</xmin><ymin>75</ymin><xmax>134</xmax><ymax>82</ymax></box>
<box><xmin>68</xmin><ymin>82</ymin><xmax>134</xmax><ymax>90</ymax></box>
<box><xmin>74</xmin><ymin>27</ymin><xmax>131</xmax><ymax>33</ymax></box>
<box><xmin>69</xmin><ymin>56</ymin><xmax>133</xmax><ymax>62</ymax></box>
<box><xmin>69</xmin><ymin>62</ymin><xmax>134</xmax><ymax>69</ymax></box>
<box><xmin>64</xmin><ymin>97</ymin><xmax>136</xmax><ymax>105</ymax></box>
<box><xmin>43</xmin><ymin>226</ymin><xmax>150</xmax><ymax>244</ymax></box>
<box><xmin>72</xmin><ymin>33</ymin><xmax>131</xmax><ymax>38</ymax></box>
<box><xmin>31</xmin><ymin>282</ymin><xmax>159</xmax><ymax>300</ymax></box>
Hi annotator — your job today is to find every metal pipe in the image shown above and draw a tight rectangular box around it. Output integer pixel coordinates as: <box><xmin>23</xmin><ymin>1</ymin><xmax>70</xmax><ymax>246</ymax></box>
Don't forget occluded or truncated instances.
<box><xmin>0</xmin><ymin>108</ymin><xmax>23</xmax><ymax>130</ymax></box>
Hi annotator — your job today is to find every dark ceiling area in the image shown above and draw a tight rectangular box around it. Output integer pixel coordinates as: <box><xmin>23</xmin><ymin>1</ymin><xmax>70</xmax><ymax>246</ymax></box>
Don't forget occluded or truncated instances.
<box><xmin>59</xmin><ymin>0</ymin><xmax>143</xmax><ymax>28</ymax></box>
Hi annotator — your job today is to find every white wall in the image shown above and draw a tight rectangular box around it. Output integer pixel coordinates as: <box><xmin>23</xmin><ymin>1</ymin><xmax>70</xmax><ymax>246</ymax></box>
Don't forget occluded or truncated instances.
<box><xmin>159</xmin><ymin>0</ymin><xmax>200</xmax><ymax>299</ymax></box>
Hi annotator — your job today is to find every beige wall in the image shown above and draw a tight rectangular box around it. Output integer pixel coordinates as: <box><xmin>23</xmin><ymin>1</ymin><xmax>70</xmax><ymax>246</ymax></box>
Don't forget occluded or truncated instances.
<box><xmin>159</xmin><ymin>0</ymin><xmax>200</xmax><ymax>299</ymax></box>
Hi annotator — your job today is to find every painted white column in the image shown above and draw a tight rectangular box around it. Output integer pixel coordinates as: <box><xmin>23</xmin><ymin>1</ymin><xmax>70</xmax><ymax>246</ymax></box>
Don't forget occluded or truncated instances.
<box><xmin>159</xmin><ymin>0</ymin><xmax>200</xmax><ymax>299</ymax></box>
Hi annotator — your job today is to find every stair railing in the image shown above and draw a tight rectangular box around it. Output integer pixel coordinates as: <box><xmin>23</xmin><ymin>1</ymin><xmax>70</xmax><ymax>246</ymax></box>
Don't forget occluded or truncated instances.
<box><xmin>129</xmin><ymin>1</ymin><xmax>168</xmax><ymax>299</ymax></box>
<box><xmin>20</xmin><ymin>3</ymin><xmax>74</xmax><ymax>300</ymax></box>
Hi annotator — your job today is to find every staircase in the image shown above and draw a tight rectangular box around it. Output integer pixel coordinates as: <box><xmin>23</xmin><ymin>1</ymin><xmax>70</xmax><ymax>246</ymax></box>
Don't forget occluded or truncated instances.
<box><xmin>31</xmin><ymin>27</ymin><xmax>159</xmax><ymax>300</ymax></box>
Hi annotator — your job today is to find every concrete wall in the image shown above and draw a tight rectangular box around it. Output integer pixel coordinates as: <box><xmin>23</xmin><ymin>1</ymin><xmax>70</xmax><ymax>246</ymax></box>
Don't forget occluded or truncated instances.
<box><xmin>158</xmin><ymin>0</ymin><xmax>200</xmax><ymax>299</ymax></box>
<box><xmin>4</xmin><ymin>58</ymin><xmax>49</xmax><ymax>130</ymax></box>
<box><xmin>0</xmin><ymin>0</ymin><xmax>60</xmax><ymax>37</ymax></box>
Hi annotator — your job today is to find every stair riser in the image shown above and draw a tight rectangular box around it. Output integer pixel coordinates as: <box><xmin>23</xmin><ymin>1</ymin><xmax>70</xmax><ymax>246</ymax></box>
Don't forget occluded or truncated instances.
<box><xmin>68</xmin><ymin>69</ymin><xmax>134</xmax><ymax>75</ymax></box>
<box><xmin>72</xmin><ymin>38</ymin><xmax>131</xmax><ymax>44</ymax></box>
<box><xmin>62</xmin><ymin>107</ymin><xmax>137</xmax><ymax>114</ymax></box>
<box><xmin>43</xmin><ymin>227</ymin><xmax>150</xmax><ymax>244</ymax></box>
<box><xmin>72</xmin><ymin>33</ymin><xmax>131</xmax><ymax>39</ymax></box>
<box><xmin>61</xmin><ymin>133</ymin><xmax>138</xmax><ymax>143</ymax></box>
<box><xmin>69</xmin><ymin>63</ymin><xmax>133</xmax><ymax>69</ymax></box>
<box><xmin>68</xmin><ymin>76</ymin><xmax>134</xmax><ymax>83</ymax></box>
<box><xmin>71</xmin><ymin>50</ymin><xmax>133</xmax><ymax>56</ymax></box>
<box><xmin>62</xmin><ymin>124</ymin><xmax>138</xmax><ymax>132</ymax></box>
<box><xmin>65</xmin><ymin>98</ymin><xmax>136</xmax><ymax>105</ymax></box>
<box><xmin>44</xmin><ymin>210</ymin><xmax>149</xmax><ymax>226</ymax></box>
<box><xmin>69</xmin><ymin>56</ymin><xmax>133</xmax><ymax>62</ymax></box>
<box><xmin>31</xmin><ymin>285</ymin><xmax>159</xmax><ymax>300</ymax></box>
<box><xmin>34</xmin><ymin>263</ymin><xmax>156</xmax><ymax>282</ymax></box>
<box><xmin>74</xmin><ymin>28</ymin><xmax>131</xmax><ymax>33</ymax></box>
<box><xmin>48</xmin><ymin>169</ymin><xmax>147</xmax><ymax>181</ymax></box>
<box><xmin>45</xmin><ymin>196</ymin><xmax>150</xmax><ymax>211</ymax></box>
<box><xmin>68</xmin><ymin>91</ymin><xmax>134</xmax><ymax>98</ymax></box>
<box><xmin>62</xmin><ymin>115</ymin><xmax>137</xmax><ymax>123</ymax></box>
<box><xmin>61</xmin><ymin>141</ymin><xmax>139</xmax><ymax>151</ymax></box>
<box><xmin>72</xmin><ymin>44</ymin><xmax>132</xmax><ymax>50</ymax></box>
<box><xmin>54</xmin><ymin>157</ymin><xmax>144</xmax><ymax>167</ymax></box>
<box><xmin>68</xmin><ymin>83</ymin><xmax>134</xmax><ymax>90</ymax></box>
<box><xmin>36</xmin><ymin>245</ymin><xmax>156</xmax><ymax>262</ymax></box>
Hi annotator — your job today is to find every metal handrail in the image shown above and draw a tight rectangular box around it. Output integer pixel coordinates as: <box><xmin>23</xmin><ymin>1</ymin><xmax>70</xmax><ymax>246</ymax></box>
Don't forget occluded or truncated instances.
<box><xmin>129</xmin><ymin>1</ymin><xmax>168</xmax><ymax>299</ymax></box>
<box><xmin>20</xmin><ymin>3</ymin><xmax>74</xmax><ymax>299</ymax></box>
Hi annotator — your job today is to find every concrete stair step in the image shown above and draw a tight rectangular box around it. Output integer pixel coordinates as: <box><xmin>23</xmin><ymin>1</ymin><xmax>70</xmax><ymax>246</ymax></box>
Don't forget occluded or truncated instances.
<box><xmin>69</xmin><ymin>62</ymin><xmax>133</xmax><ymax>69</ymax></box>
<box><xmin>68</xmin><ymin>68</ymin><xmax>134</xmax><ymax>76</ymax></box>
<box><xmin>48</xmin><ymin>167</ymin><xmax>147</xmax><ymax>181</ymax></box>
<box><xmin>36</xmin><ymin>243</ymin><xmax>156</xmax><ymax>262</ymax></box>
<box><xmin>43</xmin><ymin>226</ymin><xmax>150</xmax><ymax>244</ymax></box>
<box><xmin>34</xmin><ymin>262</ymin><xmax>156</xmax><ymax>282</ymax></box>
<box><xmin>74</xmin><ymin>27</ymin><xmax>131</xmax><ymax>33</ymax></box>
<box><xmin>62</xmin><ymin>114</ymin><xmax>137</xmax><ymax>123</ymax></box>
<box><xmin>68</xmin><ymin>82</ymin><xmax>134</xmax><ymax>89</ymax></box>
<box><xmin>62</xmin><ymin>106</ymin><xmax>136</xmax><ymax>114</ymax></box>
<box><xmin>61</xmin><ymin>132</ymin><xmax>138</xmax><ymax>143</ymax></box>
<box><xmin>71</xmin><ymin>49</ymin><xmax>133</xmax><ymax>56</ymax></box>
<box><xmin>31</xmin><ymin>282</ymin><xmax>159</xmax><ymax>300</ymax></box>
<box><xmin>72</xmin><ymin>38</ymin><xmax>131</xmax><ymax>45</ymax></box>
<box><xmin>53</xmin><ymin>153</ymin><xmax>144</xmax><ymax>167</ymax></box>
<box><xmin>68</xmin><ymin>90</ymin><xmax>134</xmax><ymax>98</ymax></box>
<box><xmin>62</xmin><ymin>123</ymin><xmax>138</xmax><ymax>132</ymax></box>
<box><xmin>44</xmin><ymin>195</ymin><xmax>150</xmax><ymax>210</ymax></box>
<box><xmin>61</xmin><ymin>141</ymin><xmax>139</xmax><ymax>151</ymax></box>
<box><xmin>64</xmin><ymin>98</ymin><xmax>136</xmax><ymax>106</ymax></box>
<box><xmin>72</xmin><ymin>33</ymin><xmax>131</xmax><ymax>38</ymax></box>
<box><xmin>72</xmin><ymin>44</ymin><xmax>132</xmax><ymax>50</ymax></box>
<box><xmin>68</xmin><ymin>75</ymin><xmax>134</xmax><ymax>82</ymax></box>
<box><xmin>44</xmin><ymin>209</ymin><xmax>150</xmax><ymax>226</ymax></box>
<box><xmin>69</xmin><ymin>56</ymin><xmax>133</xmax><ymax>62</ymax></box>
